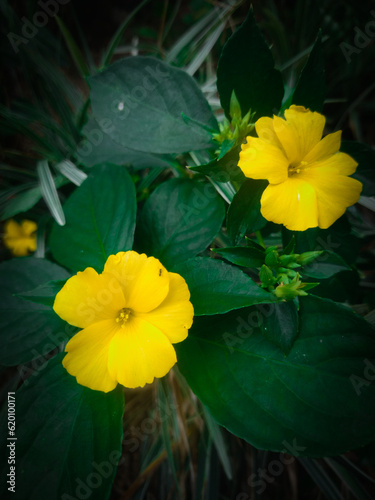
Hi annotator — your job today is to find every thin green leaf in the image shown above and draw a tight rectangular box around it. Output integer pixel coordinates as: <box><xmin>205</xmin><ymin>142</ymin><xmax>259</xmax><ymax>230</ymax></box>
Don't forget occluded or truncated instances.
<box><xmin>37</xmin><ymin>160</ymin><xmax>65</xmax><ymax>226</ymax></box>
<box><xmin>55</xmin><ymin>16</ymin><xmax>90</xmax><ymax>77</ymax></box>
<box><xmin>101</xmin><ymin>0</ymin><xmax>151</xmax><ymax>67</ymax></box>
<box><xmin>298</xmin><ymin>458</ymin><xmax>343</xmax><ymax>500</ymax></box>
<box><xmin>202</xmin><ymin>406</ymin><xmax>232</xmax><ymax>480</ymax></box>
<box><xmin>54</xmin><ymin>159</ymin><xmax>88</xmax><ymax>186</ymax></box>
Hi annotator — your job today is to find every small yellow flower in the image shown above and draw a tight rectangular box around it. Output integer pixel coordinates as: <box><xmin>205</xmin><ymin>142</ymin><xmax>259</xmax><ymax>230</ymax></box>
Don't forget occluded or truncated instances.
<box><xmin>238</xmin><ymin>105</ymin><xmax>362</xmax><ymax>231</ymax></box>
<box><xmin>3</xmin><ymin>219</ymin><xmax>37</xmax><ymax>256</ymax></box>
<box><xmin>53</xmin><ymin>251</ymin><xmax>194</xmax><ymax>392</ymax></box>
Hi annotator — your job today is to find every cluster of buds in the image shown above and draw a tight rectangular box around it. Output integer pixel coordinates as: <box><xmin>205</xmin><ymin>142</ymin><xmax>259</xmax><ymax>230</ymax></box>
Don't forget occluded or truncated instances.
<box><xmin>212</xmin><ymin>91</ymin><xmax>254</xmax><ymax>148</ymax></box>
<box><xmin>259</xmin><ymin>246</ymin><xmax>322</xmax><ymax>300</ymax></box>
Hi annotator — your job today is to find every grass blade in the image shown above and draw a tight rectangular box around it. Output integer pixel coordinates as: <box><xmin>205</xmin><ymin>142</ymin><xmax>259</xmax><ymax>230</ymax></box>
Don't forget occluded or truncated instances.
<box><xmin>37</xmin><ymin>160</ymin><xmax>65</xmax><ymax>226</ymax></box>
<box><xmin>298</xmin><ymin>457</ymin><xmax>342</xmax><ymax>500</ymax></box>
<box><xmin>55</xmin><ymin>16</ymin><xmax>90</xmax><ymax>77</ymax></box>
<box><xmin>101</xmin><ymin>0</ymin><xmax>151</xmax><ymax>68</ymax></box>
<box><xmin>54</xmin><ymin>159</ymin><xmax>87</xmax><ymax>186</ymax></box>
<box><xmin>202</xmin><ymin>405</ymin><xmax>232</xmax><ymax>479</ymax></box>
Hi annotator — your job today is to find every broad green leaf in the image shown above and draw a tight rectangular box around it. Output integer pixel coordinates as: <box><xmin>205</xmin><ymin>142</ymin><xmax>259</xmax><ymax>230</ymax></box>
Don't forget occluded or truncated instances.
<box><xmin>302</xmin><ymin>251</ymin><xmax>350</xmax><ymax>279</ymax></box>
<box><xmin>89</xmin><ymin>56</ymin><xmax>217</xmax><ymax>154</ymax></box>
<box><xmin>0</xmin><ymin>258</ymin><xmax>70</xmax><ymax>365</ymax></box>
<box><xmin>341</xmin><ymin>140</ymin><xmax>375</xmax><ymax>197</ymax></box>
<box><xmin>227</xmin><ymin>179</ymin><xmax>267</xmax><ymax>245</ymax></box>
<box><xmin>49</xmin><ymin>164</ymin><xmax>136</xmax><ymax>273</ymax></box>
<box><xmin>212</xmin><ymin>246</ymin><xmax>265</xmax><ymax>268</ymax></box>
<box><xmin>173</xmin><ymin>257</ymin><xmax>277</xmax><ymax>316</ymax></box>
<box><xmin>176</xmin><ymin>295</ymin><xmax>375</xmax><ymax>456</ymax></box>
<box><xmin>259</xmin><ymin>300</ymin><xmax>299</xmax><ymax>354</ymax></box>
<box><xmin>76</xmin><ymin>117</ymin><xmax>174</xmax><ymax>170</ymax></box>
<box><xmin>0</xmin><ymin>354</ymin><xmax>124</xmax><ymax>500</ymax></box>
<box><xmin>292</xmin><ymin>31</ymin><xmax>326</xmax><ymax>112</ymax></box>
<box><xmin>189</xmin><ymin>146</ymin><xmax>245</xmax><ymax>183</ymax></box>
<box><xmin>136</xmin><ymin>179</ymin><xmax>225</xmax><ymax>269</ymax></box>
<box><xmin>18</xmin><ymin>279</ymin><xmax>67</xmax><ymax>307</ymax></box>
<box><xmin>216</xmin><ymin>8</ymin><xmax>284</xmax><ymax>119</ymax></box>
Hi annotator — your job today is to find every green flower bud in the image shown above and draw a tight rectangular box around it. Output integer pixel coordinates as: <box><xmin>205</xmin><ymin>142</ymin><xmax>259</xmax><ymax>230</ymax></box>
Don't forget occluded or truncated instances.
<box><xmin>273</xmin><ymin>274</ymin><xmax>308</xmax><ymax>300</ymax></box>
<box><xmin>259</xmin><ymin>265</ymin><xmax>276</xmax><ymax>287</ymax></box>
<box><xmin>296</xmin><ymin>251</ymin><xmax>323</xmax><ymax>266</ymax></box>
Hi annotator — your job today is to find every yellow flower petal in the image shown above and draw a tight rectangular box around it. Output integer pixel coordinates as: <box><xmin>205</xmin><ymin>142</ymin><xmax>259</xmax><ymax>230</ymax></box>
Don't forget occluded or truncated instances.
<box><xmin>303</xmin><ymin>131</ymin><xmax>342</xmax><ymax>163</ymax></box>
<box><xmin>255</xmin><ymin>116</ymin><xmax>283</xmax><ymax>148</ymax></box>
<box><xmin>21</xmin><ymin>219</ymin><xmax>38</xmax><ymax>236</ymax></box>
<box><xmin>307</xmin><ymin>151</ymin><xmax>358</xmax><ymax>176</ymax></box>
<box><xmin>137</xmin><ymin>272</ymin><xmax>194</xmax><ymax>343</ymax></box>
<box><xmin>261</xmin><ymin>178</ymin><xmax>318</xmax><ymax>231</ymax></box>
<box><xmin>299</xmin><ymin>168</ymin><xmax>362</xmax><ymax>229</ymax></box>
<box><xmin>104</xmin><ymin>251</ymin><xmax>170</xmax><ymax>312</ymax></box>
<box><xmin>239</xmin><ymin>137</ymin><xmax>289</xmax><ymax>184</ymax></box>
<box><xmin>108</xmin><ymin>316</ymin><xmax>177</xmax><ymax>388</ymax></box>
<box><xmin>63</xmin><ymin>320</ymin><xmax>118</xmax><ymax>393</ymax></box>
<box><xmin>274</xmin><ymin>106</ymin><xmax>325</xmax><ymax>165</ymax></box>
<box><xmin>54</xmin><ymin>268</ymin><xmax>126</xmax><ymax>328</ymax></box>
<box><xmin>3</xmin><ymin>219</ymin><xmax>37</xmax><ymax>256</ymax></box>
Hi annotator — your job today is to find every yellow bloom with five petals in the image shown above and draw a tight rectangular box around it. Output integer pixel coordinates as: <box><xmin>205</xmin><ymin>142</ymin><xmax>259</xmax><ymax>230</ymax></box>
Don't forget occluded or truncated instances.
<box><xmin>3</xmin><ymin>219</ymin><xmax>37</xmax><ymax>256</ymax></box>
<box><xmin>238</xmin><ymin>105</ymin><xmax>362</xmax><ymax>231</ymax></box>
<box><xmin>53</xmin><ymin>251</ymin><xmax>194</xmax><ymax>392</ymax></box>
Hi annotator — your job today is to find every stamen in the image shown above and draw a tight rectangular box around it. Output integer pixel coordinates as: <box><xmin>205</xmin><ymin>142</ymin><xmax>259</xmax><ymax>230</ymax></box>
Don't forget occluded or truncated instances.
<box><xmin>116</xmin><ymin>308</ymin><xmax>132</xmax><ymax>327</ymax></box>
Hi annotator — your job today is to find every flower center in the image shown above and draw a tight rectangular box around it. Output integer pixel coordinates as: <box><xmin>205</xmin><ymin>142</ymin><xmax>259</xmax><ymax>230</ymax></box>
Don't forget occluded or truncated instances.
<box><xmin>288</xmin><ymin>160</ymin><xmax>308</xmax><ymax>176</ymax></box>
<box><xmin>116</xmin><ymin>308</ymin><xmax>132</xmax><ymax>327</ymax></box>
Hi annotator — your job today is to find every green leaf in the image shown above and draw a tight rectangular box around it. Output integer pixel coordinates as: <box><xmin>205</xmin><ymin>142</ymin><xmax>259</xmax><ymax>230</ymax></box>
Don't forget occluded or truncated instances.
<box><xmin>341</xmin><ymin>140</ymin><xmax>375</xmax><ymax>197</ymax></box>
<box><xmin>136</xmin><ymin>179</ymin><xmax>225</xmax><ymax>269</ymax></box>
<box><xmin>176</xmin><ymin>295</ymin><xmax>375</xmax><ymax>456</ymax></box>
<box><xmin>76</xmin><ymin>117</ymin><xmax>174</xmax><ymax>170</ymax></box>
<box><xmin>189</xmin><ymin>146</ymin><xmax>245</xmax><ymax>183</ymax></box>
<box><xmin>54</xmin><ymin>159</ymin><xmax>88</xmax><ymax>186</ymax></box>
<box><xmin>0</xmin><ymin>354</ymin><xmax>124</xmax><ymax>500</ymax></box>
<box><xmin>0</xmin><ymin>258</ymin><xmax>70</xmax><ymax>365</ymax></box>
<box><xmin>227</xmin><ymin>179</ymin><xmax>268</xmax><ymax>245</ymax></box>
<box><xmin>37</xmin><ymin>160</ymin><xmax>65</xmax><ymax>226</ymax></box>
<box><xmin>259</xmin><ymin>300</ymin><xmax>299</xmax><ymax>354</ymax></box>
<box><xmin>292</xmin><ymin>31</ymin><xmax>326</xmax><ymax>112</ymax></box>
<box><xmin>212</xmin><ymin>246</ymin><xmax>265</xmax><ymax>268</ymax></box>
<box><xmin>49</xmin><ymin>164</ymin><xmax>136</xmax><ymax>273</ymax></box>
<box><xmin>89</xmin><ymin>56</ymin><xmax>217</xmax><ymax>154</ymax></box>
<box><xmin>282</xmin><ymin>235</ymin><xmax>295</xmax><ymax>255</ymax></box>
<box><xmin>302</xmin><ymin>251</ymin><xmax>350</xmax><ymax>279</ymax></box>
<box><xmin>216</xmin><ymin>8</ymin><xmax>284</xmax><ymax>119</ymax></box>
<box><xmin>18</xmin><ymin>279</ymin><xmax>67</xmax><ymax>307</ymax></box>
<box><xmin>173</xmin><ymin>257</ymin><xmax>277</xmax><ymax>316</ymax></box>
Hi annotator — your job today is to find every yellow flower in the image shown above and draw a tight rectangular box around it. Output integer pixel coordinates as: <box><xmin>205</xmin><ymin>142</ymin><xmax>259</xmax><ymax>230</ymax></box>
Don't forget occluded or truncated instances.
<box><xmin>53</xmin><ymin>251</ymin><xmax>194</xmax><ymax>392</ymax></box>
<box><xmin>238</xmin><ymin>105</ymin><xmax>362</xmax><ymax>231</ymax></box>
<box><xmin>3</xmin><ymin>219</ymin><xmax>37</xmax><ymax>256</ymax></box>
